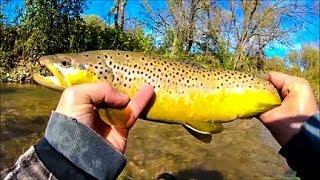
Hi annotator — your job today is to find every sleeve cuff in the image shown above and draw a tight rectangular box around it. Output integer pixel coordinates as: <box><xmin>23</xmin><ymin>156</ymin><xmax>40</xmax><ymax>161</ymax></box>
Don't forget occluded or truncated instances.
<box><xmin>44</xmin><ymin>112</ymin><xmax>126</xmax><ymax>180</ymax></box>
<box><xmin>279</xmin><ymin>113</ymin><xmax>320</xmax><ymax>179</ymax></box>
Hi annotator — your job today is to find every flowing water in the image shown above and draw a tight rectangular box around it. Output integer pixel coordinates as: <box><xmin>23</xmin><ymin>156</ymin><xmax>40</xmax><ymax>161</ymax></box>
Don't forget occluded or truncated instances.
<box><xmin>0</xmin><ymin>83</ymin><xmax>296</xmax><ymax>179</ymax></box>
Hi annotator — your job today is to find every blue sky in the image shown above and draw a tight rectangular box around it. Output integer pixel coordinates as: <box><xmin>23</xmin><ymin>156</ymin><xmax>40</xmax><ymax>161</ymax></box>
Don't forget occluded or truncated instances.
<box><xmin>3</xmin><ymin>0</ymin><xmax>319</xmax><ymax>59</ymax></box>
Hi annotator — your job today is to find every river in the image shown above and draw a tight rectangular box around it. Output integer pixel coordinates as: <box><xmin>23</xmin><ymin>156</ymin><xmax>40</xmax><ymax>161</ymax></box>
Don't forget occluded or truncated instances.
<box><xmin>0</xmin><ymin>83</ymin><xmax>296</xmax><ymax>179</ymax></box>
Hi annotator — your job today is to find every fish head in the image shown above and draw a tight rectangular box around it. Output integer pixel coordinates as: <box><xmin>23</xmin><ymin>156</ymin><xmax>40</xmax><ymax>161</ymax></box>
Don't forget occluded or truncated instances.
<box><xmin>33</xmin><ymin>53</ymin><xmax>114</xmax><ymax>90</ymax></box>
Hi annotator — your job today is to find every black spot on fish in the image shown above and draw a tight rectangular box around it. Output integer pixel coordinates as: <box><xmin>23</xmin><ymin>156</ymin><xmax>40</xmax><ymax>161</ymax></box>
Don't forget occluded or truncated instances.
<box><xmin>134</xmin><ymin>64</ymin><xmax>137</xmax><ymax>68</ymax></box>
<box><xmin>126</xmin><ymin>54</ymin><xmax>129</xmax><ymax>57</ymax></box>
<box><xmin>95</xmin><ymin>66</ymin><xmax>98</xmax><ymax>69</ymax></box>
<box><xmin>117</xmin><ymin>53</ymin><xmax>120</xmax><ymax>55</ymax></box>
<box><xmin>105</xmin><ymin>55</ymin><xmax>108</xmax><ymax>58</ymax></box>
<box><xmin>97</xmin><ymin>56</ymin><xmax>101</xmax><ymax>59</ymax></box>
<box><xmin>104</xmin><ymin>76</ymin><xmax>107</xmax><ymax>79</ymax></box>
<box><xmin>99</xmin><ymin>71</ymin><xmax>102</xmax><ymax>74</ymax></box>
<box><xmin>142</xmin><ymin>57</ymin><xmax>145</xmax><ymax>60</ymax></box>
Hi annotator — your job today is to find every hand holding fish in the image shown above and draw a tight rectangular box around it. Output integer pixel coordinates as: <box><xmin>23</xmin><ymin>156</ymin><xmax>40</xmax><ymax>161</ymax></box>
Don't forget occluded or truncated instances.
<box><xmin>55</xmin><ymin>83</ymin><xmax>154</xmax><ymax>153</ymax></box>
<box><xmin>259</xmin><ymin>72</ymin><xmax>319</xmax><ymax>146</ymax></box>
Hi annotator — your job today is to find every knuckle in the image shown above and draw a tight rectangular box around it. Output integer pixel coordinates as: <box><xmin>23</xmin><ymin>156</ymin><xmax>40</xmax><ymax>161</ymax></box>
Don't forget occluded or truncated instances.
<box><xmin>62</xmin><ymin>87</ymin><xmax>76</xmax><ymax>98</ymax></box>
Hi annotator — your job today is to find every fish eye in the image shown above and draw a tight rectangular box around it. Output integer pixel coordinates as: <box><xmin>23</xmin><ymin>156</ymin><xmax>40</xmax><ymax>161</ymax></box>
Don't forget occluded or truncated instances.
<box><xmin>61</xmin><ymin>59</ymin><xmax>71</xmax><ymax>68</ymax></box>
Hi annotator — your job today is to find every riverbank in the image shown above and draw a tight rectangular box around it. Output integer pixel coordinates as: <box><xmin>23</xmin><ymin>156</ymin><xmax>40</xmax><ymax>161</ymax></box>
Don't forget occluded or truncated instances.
<box><xmin>1</xmin><ymin>60</ymin><xmax>38</xmax><ymax>83</ymax></box>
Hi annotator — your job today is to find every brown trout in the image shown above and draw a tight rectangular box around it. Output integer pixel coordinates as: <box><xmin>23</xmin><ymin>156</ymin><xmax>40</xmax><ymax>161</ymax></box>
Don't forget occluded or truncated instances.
<box><xmin>33</xmin><ymin>50</ymin><xmax>281</xmax><ymax>135</ymax></box>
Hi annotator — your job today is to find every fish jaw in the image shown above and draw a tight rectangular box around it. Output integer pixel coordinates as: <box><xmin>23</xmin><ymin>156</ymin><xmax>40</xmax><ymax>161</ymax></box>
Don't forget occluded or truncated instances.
<box><xmin>33</xmin><ymin>56</ymin><xmax>99</xmax><ymax>90</ymax></box>
<box><xmin>33</xmin><ymin>63</ymin><xmax>68</xmax><ymax>90</ymax></box>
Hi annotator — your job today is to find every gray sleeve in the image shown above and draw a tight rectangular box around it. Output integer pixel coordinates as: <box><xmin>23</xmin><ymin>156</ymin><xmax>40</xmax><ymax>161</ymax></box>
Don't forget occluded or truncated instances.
<box><xmin>0</xmin><ymin>146</ymin><xmax>58</xmax><ymax>180</ymax></box>
<box><xmin>44</xmin><ymin>112</ymin><xmax>127</xmax><ymax>180</ymax></box>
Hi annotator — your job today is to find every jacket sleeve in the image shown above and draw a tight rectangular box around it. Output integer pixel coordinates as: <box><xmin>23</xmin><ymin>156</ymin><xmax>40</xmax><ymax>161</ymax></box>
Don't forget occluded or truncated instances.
<box><xmin>279</xmin><ymin>113</ymin><xmax>320</xmax><ymax>179</ymax></box>
<box><xmin>1</xmin><ymin>112</ymin><xmax>127</xmax><ymax>180</ymax></box>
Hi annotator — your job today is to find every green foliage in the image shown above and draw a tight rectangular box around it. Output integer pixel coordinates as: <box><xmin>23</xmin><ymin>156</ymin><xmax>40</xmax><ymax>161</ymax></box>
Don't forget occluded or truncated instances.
<box><xmin>18</xmin><ymin>0</ymin><xmax>87</xmax><ymax>56</ymax></box>
<box><xmin>195</xmin><ymin>34</ymin><xmax>234</xmax><ymax>69</ymax></box>
<box><xmin>1</xmin><ymin>1</ymin><xmax>154</xmax><ymax>82</ymax></box>
<box><xmin>266</xmin><ymin>45</ymin><xmax>320</xmax><ymax>102</ymax></box>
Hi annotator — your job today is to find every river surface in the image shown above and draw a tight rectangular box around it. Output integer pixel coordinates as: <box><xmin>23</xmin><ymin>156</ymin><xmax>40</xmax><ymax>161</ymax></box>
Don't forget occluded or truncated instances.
<box><xmin>0</xmin><ymin>83</ymin><xmax>296</xmax><ymax>179</ymax></box>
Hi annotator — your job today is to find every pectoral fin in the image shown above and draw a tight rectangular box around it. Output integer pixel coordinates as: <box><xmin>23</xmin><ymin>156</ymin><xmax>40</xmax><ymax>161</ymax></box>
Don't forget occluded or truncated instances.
<box><xmin>98</xmin><ymin>107</ymin><xmax>132</xmax><ymax>128</ymax></box>
<box><xmin>184</xmin><ymin>121</ymin><xmax>223</xmax><ymax>134</ymax></box>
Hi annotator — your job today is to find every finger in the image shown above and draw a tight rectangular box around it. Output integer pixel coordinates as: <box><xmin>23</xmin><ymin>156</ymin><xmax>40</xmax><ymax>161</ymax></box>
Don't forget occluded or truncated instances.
<box><xmin>268</xmin><ymin>71</ymin><xmax>291</xmax><ymax>90</ymax></box>
<box><xmin>259</xmin><ymin>106</ymin><xmax>285</xmax><ymax>124</ymax></box>
<box><xmin>126</xmin><ymin>84</ymin><xmax>155</xmax><ymax>128</ymax></box>
<box><xmin>70</xmin><ymin>83</ymin><xmax>129</xmax><ymax>107</ymax></box>
<box><xmin>281</xmin><ymin>80</ymin><xmax>291</xmax><ymax>97</ymax></box>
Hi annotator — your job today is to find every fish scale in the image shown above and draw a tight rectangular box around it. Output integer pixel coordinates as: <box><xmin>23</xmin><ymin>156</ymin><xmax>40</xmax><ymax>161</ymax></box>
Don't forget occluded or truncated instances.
<box><xmin>86</xmin><ymin>51</ymin><xmax>273</xmax><ymax>91</ymax></box>
<box><xmin>34</xmin><ymin>50</ymin><xmax>281</xmax><ymax>136</ymax></box>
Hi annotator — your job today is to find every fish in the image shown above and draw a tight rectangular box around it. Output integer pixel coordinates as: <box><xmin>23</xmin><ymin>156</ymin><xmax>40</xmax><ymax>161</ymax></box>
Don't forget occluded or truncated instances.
<box><xmin>33</xmin><ymin>50</ymin><xmax>281</xmax><ymax>138</ymax></box>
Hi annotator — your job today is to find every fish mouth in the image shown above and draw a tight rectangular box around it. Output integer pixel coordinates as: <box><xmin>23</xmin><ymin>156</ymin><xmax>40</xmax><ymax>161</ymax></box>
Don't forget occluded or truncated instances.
<box><xmin>33</xmin><ymin>59</ymin><xmax>67</xmax><ymax>90</ymax></box>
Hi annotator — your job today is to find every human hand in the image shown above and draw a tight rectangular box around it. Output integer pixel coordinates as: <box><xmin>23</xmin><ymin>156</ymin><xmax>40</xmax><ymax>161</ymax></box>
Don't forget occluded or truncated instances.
<box><xmin>55</xmin><ymin>83</ymin><xmax>154</xmax><ymax>153</ymax></box>
<box><xmin>259</xmin><ymin>72</ymin><xmax>319</xmax><ymax>146</ymax></box>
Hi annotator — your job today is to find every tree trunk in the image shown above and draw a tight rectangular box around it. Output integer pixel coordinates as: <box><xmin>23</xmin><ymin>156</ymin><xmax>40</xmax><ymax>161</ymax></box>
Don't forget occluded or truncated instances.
<box><xmin>114</xmin><ymin>0</ymin><xmax>127</xmax><ymax>31</ymax></box>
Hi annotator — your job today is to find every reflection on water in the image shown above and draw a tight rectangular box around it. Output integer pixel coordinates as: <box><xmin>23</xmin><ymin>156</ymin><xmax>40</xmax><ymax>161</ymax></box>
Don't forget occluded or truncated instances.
<box><xmin>1</xmin><ymin>83</ymin><xmax>294</xmax><ymax>179</ymax></box>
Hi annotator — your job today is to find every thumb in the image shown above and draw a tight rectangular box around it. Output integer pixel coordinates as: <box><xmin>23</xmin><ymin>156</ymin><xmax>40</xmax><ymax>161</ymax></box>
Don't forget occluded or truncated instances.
<box><xmin>126</xmin><ymin>84</ymin><xmax>155</xmax><ymax>128</ymax></box>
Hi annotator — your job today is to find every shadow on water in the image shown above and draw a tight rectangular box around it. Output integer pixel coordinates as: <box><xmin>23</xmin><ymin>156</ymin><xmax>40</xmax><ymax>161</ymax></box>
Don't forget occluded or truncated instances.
<box><xmin>1</xmin><ymin>115</ymin><xmax>49</xmax><ymax>142</ymax></box>
<box><xmin>0</xmin><ymin>88</ymin><xmax>19</xmax><ymax>94</ymax></box>
<box><xmin>157</xmin><ymin>168</ymin><xmax>223</xmax><ymax>180</ymax></box>
<box><xmin>0</xmin><ymin>115</ymin><xmax>50</xmax><ymax>170</ymax></box>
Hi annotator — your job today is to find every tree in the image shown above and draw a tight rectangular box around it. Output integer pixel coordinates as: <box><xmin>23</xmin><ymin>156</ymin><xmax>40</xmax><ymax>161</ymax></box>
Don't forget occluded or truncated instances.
<box><xmin>208</xmin><ymin>0</ymin><xmax>317</xmax><ymax>70</ymax></box>
<box><xmin>112</xmin><ymin>0</ymin><xmax>127</xmax><ymax>31</ymax></box>
<box><xmin>142</xmin><ymin>0</ymin><xmax>209</xmax><ymax>56</ymax></box>
<box><xmin>301</xmin><ymin>45</ymin><xmax>320</xmax><ymax>70</ymax></box>
<box><xmin>18</xmin><ymin>0</ymin><xmax>87</xmax><ymax>56</ymax></box>
<box><xmin>83</xmin><ymin>15</ymin><xmax>106</xmax><ymax>50</ymax></box>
